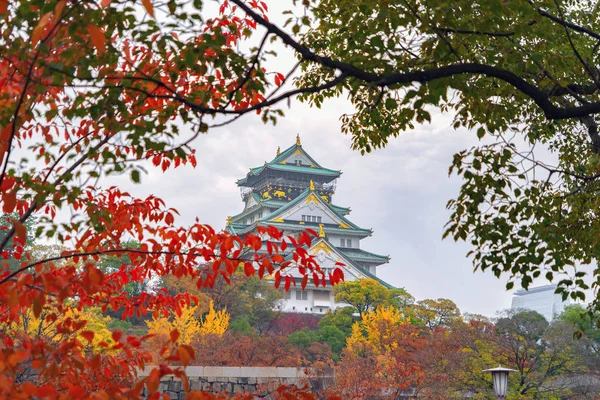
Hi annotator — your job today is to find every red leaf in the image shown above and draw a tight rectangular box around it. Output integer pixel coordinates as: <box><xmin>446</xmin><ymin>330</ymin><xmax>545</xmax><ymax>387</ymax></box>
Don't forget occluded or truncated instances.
<box><xmin>2</xmin><ymin>191</ymin><xmax>16</xmax><ymax>213</ymax></box>
<box><xmin>112</xmin><ymin>331</ymin><xmax>122</xmax><ymax>342</ymax></box>
<box><xmin>81</xmin><ymin>331</ymin><xmax>95</xmax><ymax>342</ymax></box>
<box><xmin>13</xmin><ymin>220</ymin><xmax>26</xmax><ymax>244</ymax></box>
<box><xmin>243</xmin><ymin>262</ymin><xmax>255</xmax><ymax>276</ymax></box>
<box><xmin>87</xmin><ymin>24</ymin><xmax>106</xmax><ymax>54</ymax></box>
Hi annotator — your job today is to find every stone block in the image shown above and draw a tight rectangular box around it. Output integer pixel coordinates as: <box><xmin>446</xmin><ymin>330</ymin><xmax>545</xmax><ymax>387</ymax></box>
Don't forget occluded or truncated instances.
<box><xmin>222</xmin><ymin>367</ymin><xmax>241</xmax><ymax>377</ymax></box>
<box><xmin>247</xmin><ymin>377</ymin><xmax>257</xmax><ymax>384</ymax></box>
<box><xmin>233</xmin><ymin>384</ymin><xmax>244</xmax><ymax>393</ymax></box>
<box><xmin>212</xmin><ymin>383</ymin><xmax>221</xmax><ymax>392</ymax></box>
<box><xmin>239</xmin><ymin>367</ymin><xmax>259</xmax><ymax>377</ymax></box>
<box><xmin>169</xmin><ymin>380</ymin><xmax>182</xmax><ymax>392</ymax></box>
<box><xmin>258</xmin><ymin>367</ymin><xmax>278</xmax><ymax>377</ymax></box>
<box><xmin>238</xmin><ymin>377</ymin><xmax>248</xmax><ymax>384</ymax></box>
<box><xmin>178</xmin><ymin>392</ymin><xmax>186</xmax><ymax>400</ymax></box>
<box><xmin>277</xmin><ymin>367</ymin><xmax>297</xmax><ymax>378</ymax></box>
<box><xmin>190</xmin><ymin>379</ymin><xmax>202</xmax><ymax>391</ymax></box>
<box><xmin>203</xmin><ymin>367</ymin><xmax>224</xmax><ymax>377</ymax></box>
<box><xmin>165</xmin><ymin>391</ymin><xmax>178</xmax><ymax>400</ymax></box>
<box><xmin>186</xmin><ymin>366</ymin><xmax>204</xmax><ymax>377</ymax></box>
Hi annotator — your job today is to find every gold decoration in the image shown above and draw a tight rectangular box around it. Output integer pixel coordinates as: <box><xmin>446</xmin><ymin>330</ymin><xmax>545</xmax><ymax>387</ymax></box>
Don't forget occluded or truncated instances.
<box><xmin>296</xmin><ymin>134</ymin><xmax>301</xmax><ymax>146</ymax></box>
<box><xmin>319</xmin><ymin>224</ymin><xmax>325</xmax><ymax>238</ymax></box>
<box><xmin>226</xmin><ymin>216</ymin><xmax>232</xmax><ymax>226</ymax></box>
<box><xmin>312</xmin><ymin>241</ymin><xmax>332</xmax><ymax>255</ymax></box>
<box><xmin>280</xmin><ymin>161</ymin><xmax>286</xmax><ymax>164</ymax></box>
<box><xmin>270</xmin><ymin>216</ymin><xmax>284</xmax><ymax>223</ymax></box>
<box><xmin>339</xmin><ymin>222</ymin><xmax>351</xmax><ymax>229</ymax></box>
<box><xmin>321</xmin><ymin>195</ymin><xmax>329</xmax><ymax>203</ymax></box>
<box><xmin>309</xmin><ymin>180</ymin><xmax>315</xmax><ymax>191</ymax></box>
<box><xmin>276</xmin><ymin>146</ymin><xmax>280</xmax><ymax>156</ymax></box>
<box><xmin>304</xmin><ymin>193</ymin><xmax>319</xmax><ymax>205</ymax></box>
<box><xmin>299</xmin><ymin>221</ymin><xmax>305</xmax><ymax>225</ymax></box>
<box><xmin>273</xmin><ymin>190</ymin><xmax>286</xmax><ymax>198</ymax></box>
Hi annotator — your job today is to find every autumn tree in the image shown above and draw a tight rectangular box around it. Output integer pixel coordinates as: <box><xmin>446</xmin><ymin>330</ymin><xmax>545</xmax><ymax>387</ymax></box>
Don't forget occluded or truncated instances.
<box><xmin>410</xmin><ymin>298</ymin><xmax>462</xmax><ymax>330</ymax></box>
<box><xmin>0</xmin><ymin>0</ymin><xmax>346</xmax><ymax>397</ymax></box>
<box><xmin>333</xmin><ymin>278</ymin><xmax>409</xmax><ymax>318</ymax></box>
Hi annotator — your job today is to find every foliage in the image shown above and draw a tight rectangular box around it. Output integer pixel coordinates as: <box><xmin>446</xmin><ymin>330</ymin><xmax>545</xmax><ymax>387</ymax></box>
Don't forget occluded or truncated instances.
<box><xmin>147</xmin><ymin>301</ymin><xmax>229</xmax><ymax>346</ymax></box>
<box><xmin>410</xmin><ymin>298</ymin><xmax>462</xmax><ymax>330</ymax></box>
<box><xmin>0</xmin><ymin>0</ymin><xmax>349</xmax><ymax>396</ymax></box>
<box><xmin>318</xmin><ymin>307</ymin><xmax>356</xmax><ymax>337</ymax></box>
<box><xmin>199</xmin><ymin>301</ymin><xmax>230</xmax><ymax>336</ymax></box>
<box><xmin>333</xmin><ymin>278</ymin><xmax>408</xmax><ymax>317</ymax></box>
<box><xmin>229</xmin><ymin>316</ymin><xmax>252</xmax><ymax>335</ymax></box>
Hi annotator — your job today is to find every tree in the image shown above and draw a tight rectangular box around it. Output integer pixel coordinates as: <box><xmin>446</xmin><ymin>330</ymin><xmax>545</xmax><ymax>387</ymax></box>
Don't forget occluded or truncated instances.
<box><xmin>333</xmin><ymin>278</ymin><xmax>408</xmax><ymax>318</ymax></box>
<box><xmin>495</xmin><ymin>310</ymin><xmax>588</xmax><ymax>398</ymax></box>
<box><xmin>410</xmin><ymin>298</ymin><xmax>462</xmax><ymax>330</ymax></box>
<box><xmin>0</xmin><ymin>0</ymin><xmax>346</xmax><ymax>396</ymax></box>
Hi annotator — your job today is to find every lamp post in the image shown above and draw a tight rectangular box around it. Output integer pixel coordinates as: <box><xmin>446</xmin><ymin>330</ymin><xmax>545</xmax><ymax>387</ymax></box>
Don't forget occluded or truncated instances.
<box><xmin>482</xmin><ymin>365</ymin><xmax>517</xmax><ymax>399</ymax></box>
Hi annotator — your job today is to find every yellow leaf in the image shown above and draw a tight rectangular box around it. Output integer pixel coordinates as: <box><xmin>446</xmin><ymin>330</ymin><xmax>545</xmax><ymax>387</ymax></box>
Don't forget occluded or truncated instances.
<box><xmin>141</xmin><ymin>0</ymin><xmax>154</xmax><ymax>18</ymax></box>
<box><xmin>86</xmin><ymin>25</ymin><xmax>106</xmax><ymax>54</ymax></box>
<box><xmin>31</xmin><ymin>12</ymin><xmax>52</xmax><ymax>47</ymax></box>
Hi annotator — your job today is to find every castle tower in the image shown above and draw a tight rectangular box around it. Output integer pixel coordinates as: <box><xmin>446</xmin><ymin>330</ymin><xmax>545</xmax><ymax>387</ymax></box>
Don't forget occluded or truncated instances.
<box><xmin>226</xmin><ymin>136</ymin><xmax>392</xmax><ymax>313</ymax></box>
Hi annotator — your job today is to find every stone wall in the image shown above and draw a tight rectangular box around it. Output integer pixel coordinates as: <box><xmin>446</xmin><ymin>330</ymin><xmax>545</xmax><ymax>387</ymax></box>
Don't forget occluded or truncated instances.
<box><xmin>138</xmin><ymin>366</ymin><xmax>334</xmax><ymax>399</ymax></box>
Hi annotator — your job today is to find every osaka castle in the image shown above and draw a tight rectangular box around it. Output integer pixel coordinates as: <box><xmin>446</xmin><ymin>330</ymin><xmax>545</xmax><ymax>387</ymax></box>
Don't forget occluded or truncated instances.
<box><xmin>225</xmin><ymin>135</ymin><xmax>393</xmax><ymax>314</ymax></box>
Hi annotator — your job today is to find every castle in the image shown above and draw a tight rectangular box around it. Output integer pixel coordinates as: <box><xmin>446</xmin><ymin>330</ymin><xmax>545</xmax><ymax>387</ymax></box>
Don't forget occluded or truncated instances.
<box><xmin>226</xmin><ymin>135</ymin><xmax>392</xmax><ymax>313</ymax></box>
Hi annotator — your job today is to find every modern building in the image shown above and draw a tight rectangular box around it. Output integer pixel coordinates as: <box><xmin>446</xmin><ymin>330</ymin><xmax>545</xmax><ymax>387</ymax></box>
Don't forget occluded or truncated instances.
<box><xmin>510</xmin><ymin>284</ymin><xmax>571</xmax><ymax>321</ymax></box>
<box><xmin>225</xmin><ymin>135</ymin><xmax>393</xmax><ymax>313</ymax></box>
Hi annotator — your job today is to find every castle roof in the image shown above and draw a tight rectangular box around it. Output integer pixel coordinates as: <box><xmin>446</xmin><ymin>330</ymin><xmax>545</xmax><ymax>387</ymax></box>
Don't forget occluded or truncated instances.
<box><xmin>237</xmin><ymin>142</ymin><xmax>341</xmax><ymax>186</ymax></box>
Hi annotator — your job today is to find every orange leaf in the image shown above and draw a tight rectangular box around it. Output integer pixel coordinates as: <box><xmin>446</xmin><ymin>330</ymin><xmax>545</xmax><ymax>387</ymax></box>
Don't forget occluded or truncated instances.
<box><xmin>31</xmin><ymin>12</ymin><xmax>52</xmax><ymax>47</ymax></box>
<box><xmin>146</xmin><ymin>370</ymin><xmax>160</xmax><ymax>395</ymax></box>
<box><xmin>177</xmin><ymin>344</ymin><xmax>195</xmax><ymax>366</ymax></box>
<box><xmin>141</xmin><ymin>0</ymin><xmax>154</xmax><ymax>17</ymax></box>
<box><xmin>88</xmin><ymin>266</ymin><xmax>104</xmax><ymax>285</ymax></box>
<box><xmin>87</xmin><ymin>25</ymin><xmax>106</xmax><ymax>54</ymax></box>
<box><xmin>54</xmin><ymin>0</ymin><xmax>66</xmax><ymax>19</ymax></box>
<box><xmin>101</xmin><ymin>0</ymin><xmax>112</xmax><ymax>6</ymax></box>
<box><xmin>80</xmin><ymin>331</ymin><xmax>95</xmax><ymax>342</ymax></box>
<box><xmin>2</xmin><ymin>191</ymin><xmax>16</xmax><ymax>213</ymax></box>
<box><xmin>13</xmin><ymin>220</ymin><xmax>26</xmax><ymax>244</ymax></box>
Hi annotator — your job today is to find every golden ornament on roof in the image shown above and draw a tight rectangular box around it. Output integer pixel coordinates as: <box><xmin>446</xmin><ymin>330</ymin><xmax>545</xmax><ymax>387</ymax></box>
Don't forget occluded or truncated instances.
<box><xmin>226</xmin><ymin>216</ymin><xmax>232</xmax><ymax>226</ymax></box>
<box><xmin>318</xmin><ymin>223</ymin><xmax>325</xmax><ymax>238</ymax></box>
<box><xmin>276</xmin><ymin>146</ymin><xmax>280</xmax><ymax>156</ymax></box>
<box><xmin>309</xmin><ymin>180</ymin><xmax>315</xmax><ymax>191</ymax></box>
<box><xmin>296</xmin><ymin>134</ymin><xmax>301</xmax><ymax>146</ymax></box>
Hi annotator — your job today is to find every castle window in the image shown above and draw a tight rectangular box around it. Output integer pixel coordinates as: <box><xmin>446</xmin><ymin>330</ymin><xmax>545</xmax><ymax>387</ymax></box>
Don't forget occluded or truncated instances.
<box><xmin>317</xmin><ymin>216</ymin><xmax>322</xmax><ymax>223</ymax></box>
<box><xmin>311</xmin><ymin>216</ymin><xmax>317</xmax><ymax>223</ymax></box>
<box><xmin>295</xmin><ymin>290</ymin><xmax>308</xmax><ymax>300</ymax></box>
<box><xmin>302</xmin><ymin>215</ymin><xmax>306</xmax><ymax>222</ymax></box>
<box><xmin>347</xmin><ymin>239</ymin><xmax>352</xmax><ymax>248</ymax></box>
<box><xmin>340</xmin><ymin>238</ymin><xmax>345</xmax><ymax>247</ymax></box>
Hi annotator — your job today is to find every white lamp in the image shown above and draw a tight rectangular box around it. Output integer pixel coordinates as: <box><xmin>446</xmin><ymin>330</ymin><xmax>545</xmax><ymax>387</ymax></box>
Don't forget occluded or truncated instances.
<box><xmin>482</xmin><ymin>365</ymin><xmax>517</xmax><ymax>399</ymax></box>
